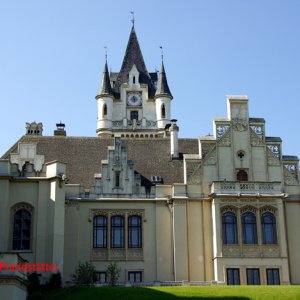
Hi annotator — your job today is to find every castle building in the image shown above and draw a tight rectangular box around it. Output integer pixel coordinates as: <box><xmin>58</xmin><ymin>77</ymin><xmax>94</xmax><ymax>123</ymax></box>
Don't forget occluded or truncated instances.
<box><xmin>1</xmin><ymin>24</ymin><xmax>300</xmax><ymax>299</ymax></box>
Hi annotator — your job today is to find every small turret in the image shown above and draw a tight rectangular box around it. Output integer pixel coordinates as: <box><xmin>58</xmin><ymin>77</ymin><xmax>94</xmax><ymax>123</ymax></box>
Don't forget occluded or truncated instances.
<box><xmin>155</xmin><ymin>61</ymin><xmax>173</xmax><ymax>129</ymax></box>
<box><xmin>96</xmin><ymin>61</ymin><xmax>114</xmax><ymax>137</ymax></box>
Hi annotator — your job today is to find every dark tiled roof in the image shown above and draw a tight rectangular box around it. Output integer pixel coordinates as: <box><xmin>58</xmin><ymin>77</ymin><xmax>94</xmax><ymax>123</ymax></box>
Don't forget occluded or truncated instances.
<box><xmin>155</xmin><ymin>62</ymin><xmax>173</xmax><ymax>99</ymax></box>
<box><xmin>282</xmin><ymin>155</ymin><xmax>299</xmax><ymax>161</ymax></box>
<box><xmin>113</xmin><ymin>26</ymin><xmax>156</xmax><ymax>98</ymax></box>
<box><xmin>3</xmin><ymin>136</ymin><xmax>198</xmax><ymax>188</ymax></box>
<box><xmin>265</xmin><ymin>137</ymin><xmax>282</xmax><ymax>142</ymax></box>
<box><xmin>249</xmin><ymin>118</ymin><xmax>265</xmax><ymax>123</ymax></box>
<box><xmin>96</xmin><ymin>61</ymin><xmax>113</xmax><ymax>98</ymax></box>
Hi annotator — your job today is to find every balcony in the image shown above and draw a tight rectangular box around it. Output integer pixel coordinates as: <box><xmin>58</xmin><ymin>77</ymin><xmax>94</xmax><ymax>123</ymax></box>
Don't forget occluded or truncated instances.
<box><xmin>210</xmin><ymin>181</ymin><xmax>282</xmax><ymax>195</ymax></box>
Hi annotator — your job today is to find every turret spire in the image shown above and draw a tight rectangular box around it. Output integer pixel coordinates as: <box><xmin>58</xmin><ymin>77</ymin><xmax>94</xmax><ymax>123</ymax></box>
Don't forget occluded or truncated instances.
<box><xmin>113</xmin><ymin>25</ymin><xmax>155</xmax><ymax>98</ymax></box>
<box><xmin>155</xmin><ymin>60</ymin><xmax>173</xmax><ymax>100</ymax></box>
<box><xmin>96</xmin><ymin>60</ymin><xmax>114</xmax><ymax>99</ymax></box>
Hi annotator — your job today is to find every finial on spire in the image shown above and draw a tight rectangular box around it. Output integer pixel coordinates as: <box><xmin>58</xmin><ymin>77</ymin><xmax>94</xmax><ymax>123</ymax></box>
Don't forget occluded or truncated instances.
<box><xmin>104</xmin><ymin>46</ymin><xmax>107</xmax><ymax>62</ymax></box>
<box><xmin>130</xmin><ymin>11</ymin><xmax>135</xmax><ymax>26</ymax></box>
<box><xmin>160</xmin><ymin>46</ymin><xmax>164</xmax><ymax>62</ymax></box>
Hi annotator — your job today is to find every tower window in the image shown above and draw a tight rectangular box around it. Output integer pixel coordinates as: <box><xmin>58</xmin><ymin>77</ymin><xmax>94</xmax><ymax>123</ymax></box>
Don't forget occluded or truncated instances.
<box><xmin>130</xmin><ymin>111</ymin><xmax>138</xmax><ymax>121</ymax></box>
<box><xmin>103</xmin><ymin>104</ymin><xmax>107</xmax><ymax>118</ymax></box>
<box><xmin>13</xmin><ymin>208</ymin><xmax>32</xmax><ymax>250</ymax></box>
<box><xmin>237</xmin><ymin>170</ymin><xmax>248</xmax><ymax>181</ymax></box>
<box><xmin>133</xmin><ymin>76</ymin><xmax>136</xmax><ymax>84</ymax></box>
<box><xmin>115</xmin><ymin>171</ymin><xmax>120</xmax><ymax>187</ymax></box>
<box><xmin>161</xmin><ymin>104</ymin><xmax>166</xmax><ymax>119</ymax></box>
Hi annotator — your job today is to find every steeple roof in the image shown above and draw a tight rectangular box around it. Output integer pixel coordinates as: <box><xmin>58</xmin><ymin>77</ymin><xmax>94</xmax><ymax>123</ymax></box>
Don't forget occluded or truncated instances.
<box><xmin>113</xmin><ymin>26</ymin><xmax>156</xmax><ymax>98</ymax></box>
<box><xmin>155</xmin><ymin>61</ymin><xmax>173</xmax><ymax>99</ymax></box>
<box><xmin>96</xmin><ymin>61</ymin><xmax>114</xmax><ymax>98</ymax></box>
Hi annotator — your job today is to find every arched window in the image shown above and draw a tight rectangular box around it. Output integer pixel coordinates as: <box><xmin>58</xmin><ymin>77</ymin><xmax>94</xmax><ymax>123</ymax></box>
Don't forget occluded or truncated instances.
<box><xmin>161</xmin><ymin>104</ymin><xmax>166</xmax><ymax>119</ymax></box>
<box><xmin>261</xmin><ymin>212</ymin><xmax>277</xmax><ymax>244</ymax></box>
<box><xmin>128</xmin><ymin>215</ymin><xmax>142</xmax><ymax>248</ymax></box>
<box><xmin>111</xmin><ymin>216</ymin><xmax>124</xmax><ymax>248</ymax></box>
<box><xmin>13</xmin><ymin>209</ymin><xmax>31</xmax><ymax>250</ymax></box>
<box><xmin>93</xmin><ymin>215</ymin><xmax>107</xmax><ymax>248</ymax></box>
<box><xmin>242</xmin><ymin>212</ymin><xmax>257</xmax><ymax>244</ymax></box>
<box><xmin>237</xmin><ymin>170</ymin><xmax>248</xmax><ymax>181</ymax></box>
<box><xmin>103</xmin><ymin>104</ymin><xmax>107</xmax><ymax>118</ymax></box>
<box><xmin>222</xmin><ymin>212</ymin><xmax>238</xmax><ymax>244</ymax></box>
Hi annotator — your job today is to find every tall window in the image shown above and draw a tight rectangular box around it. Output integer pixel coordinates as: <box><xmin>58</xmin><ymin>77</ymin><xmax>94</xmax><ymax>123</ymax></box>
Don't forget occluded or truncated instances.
<box><xmin>237</xmin><ymin>170</ymin><xmax>248</xmax><ymax>181</ymax></box>
<box><xmin>246</xmin><ymin>268</ymin><xmax>260</xmax><ymax>285</ymax></box>
<box><xmin>115</xmin><ymin>171</ymin><xmax>120</xmax><ymax>187</ymax></box>
<box><xmin>128</xmin><ymin>271</ymin><xmax>142</xmax><ymax>283</ymax></box>
<box><xmin>242</xmin><ymin>212</ymin><xmax>257</xmax><ymax>244</ymax></box>
<box><xmin>93</xmin><ymin>215</ymin><xmax>107</xmax><ymax>248</ymax></box>
<box><xmin>103</xmin><ymin>104</ymin><xmax>107</xmax><ymax>118</ymax></box>
<box><xmin>226</xmin><ymin>268</ymin><xmax>240</xmax><ymax>285</ymax></box>
<box><xmin>261</xmin><ymin>212</ymin><xmax>277</xmax><ymax>244</ymax></box>
<box><xmin>95</xmin><ymin>272</ymin><xmax>107</xmax><ymax>283</ymax></box>
<box><xmin>130</xmin><ymin>111</ymin><xmax>138</xmax><ymax>121</ymax></box>
<box><xmin>13</xmin><ymin>209</ymin><xmax>31</xmax><ymax>250</ymax></box>
<box><xmin>222</xmin><ymin>212</ymin><xmax>238</xmax><ymax>244</ymax></box>
<box><xmin>111</xmin><ymin>216</ymin><xmax>124</xmax><ymax>248</ymax></box>
<box><xmin>128</xmin><ymin>216</ymin><xmax>142</xmax><ymax>248</ymax></box>
<box><xmin>161</xmin><ymin>104</ymin><xmax>166</xmax><ymax>119</ymax></box>
<box><xmin>267</xmin><ymin>269</ymin><xmax>280</xmax><ymax>285</ymax></box>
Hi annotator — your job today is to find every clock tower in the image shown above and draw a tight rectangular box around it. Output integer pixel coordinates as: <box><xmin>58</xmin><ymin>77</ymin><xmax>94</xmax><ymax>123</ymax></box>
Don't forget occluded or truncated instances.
<box><xmin>96</xmin><ymin>24</ymin><xmax>173</xmax><ymax>138</ymax></box>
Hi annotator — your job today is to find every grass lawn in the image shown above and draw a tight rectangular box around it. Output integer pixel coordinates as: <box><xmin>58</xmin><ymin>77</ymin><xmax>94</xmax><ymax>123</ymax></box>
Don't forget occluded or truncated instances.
<box><xmin>28</xmin><ymin>285</ymin><xmax>300</xmax><ymax>300</ymax></box>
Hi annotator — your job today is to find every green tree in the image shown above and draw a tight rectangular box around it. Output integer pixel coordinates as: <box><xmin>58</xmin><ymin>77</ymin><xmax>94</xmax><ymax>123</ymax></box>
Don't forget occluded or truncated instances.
<box><xmin>71</xmin><ymin>261</ymin><xmax>96</xmax><ymax>286</ymax></box>
<box><xmin>106</xmin><ymin>262</ymin><xmax>121</xmax><ymax>286</ymax></box>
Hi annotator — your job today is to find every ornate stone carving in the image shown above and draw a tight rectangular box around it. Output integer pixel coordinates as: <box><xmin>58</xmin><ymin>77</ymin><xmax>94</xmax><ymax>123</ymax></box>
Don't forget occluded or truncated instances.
<box><xmin>203</xmin><ymin>147</ymin><xmax>217</xmax><ymax>165</ymax></box>
<box><xmin>218</xmin><ymin>130</ymin><xmax>231</xmax><ymax>146</ymax></box>
<box><xmin>284</xmin><ymin>164</ymin><xmax>298</xmax><ymax>180</ymax></box>
<box><xmin>186</xmin><ymin>161</ymin><xmax>202</xmax><ymax>184</ymax></box>
<box><xmin>250</xmin><ymin>125</ymin><xmax>264</xmax><ymax>138</ymax></box>
<box><xmin>216</xmin><ymin>125</ymin><xmax>230</xmax><ymax>139</ymax></box>
<box><xmin>267</xmin><ymin>144</ymin><xmax>280</xmax><ymax>160</ymax></box>
<box><xmin>242</xmin><ymin>245</ymin><xmax>260</xmax><ymax>257</ymax></box>
<box><xmin>92</xmin><ymin>249</ymin><xmax>108</xmax><ymax>261</ymax></box>
<box><xmin>267</xmin><ymin>148</ymin><xmax>281</xmax><ymax>166</ymax></box>
<box><xmin>231</xmin><ymin>118</ymin><xmax>248</xmax><ymax>131</ymax></box>
<box><xmin>127</xmin><ymin>249</ymin><xmax>143</xmax><ymax>260</ymax></box>
<box><xmin>262</xmin><ymin>245</ymin><xmax>280</xmax><ymax>257</ymax></box>
<box><xmin>250</xmin><ymin>129</ymin><xmax>264</xmax><ymax>146</ymax></box>
<box><xmin>260</xmin><ymin>205</ymin><xmax>276</xmax><ymax>215</ymax></box>
<box><xmin>220</xmin><ymin>205</ymin><xmax>237</xmax><ymax>214</ymax></box>
<box><xmin>110</xmin><ymin>249</ymin><xmax>126</xmax><ymax>259</ymax></box>
<box><xmin>201</xmin><ymin>142</ymin><xmax>216</xmax><ymax>159</ymax></box>
<box><xmin>284</xmin><ymin>168</ymin><xmax>299</xmax><ymax>186</ymax></box>
<box><xmin>240</xmin><ymin>205</ymin><xmax>257</xmax><ymax>214</ymax></box>
<box><xmin>10</xmin><ymin>143</ymin><xmax>45</xmax><ymax>173</ymax></box>
<box><xmin>11</xmin><ymin>203</ymin><xmax>33</xmax><ymax>214</ymax></box>
<box><xmin>223</xmin><ymin>245</ymin><xmax>241</xmax><ymax>257</ymax></box>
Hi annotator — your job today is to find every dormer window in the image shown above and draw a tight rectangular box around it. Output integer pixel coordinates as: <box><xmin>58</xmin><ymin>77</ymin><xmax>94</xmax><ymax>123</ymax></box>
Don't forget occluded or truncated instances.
<box><xmin>115</xmin><ymin>171</ymin><xmax>120</xmax><ymax>187</ymax></box>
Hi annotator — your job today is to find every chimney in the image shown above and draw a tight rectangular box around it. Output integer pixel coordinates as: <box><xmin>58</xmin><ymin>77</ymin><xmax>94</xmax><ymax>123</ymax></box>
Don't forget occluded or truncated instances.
<box><xmin>54</xmin><ymin>122</ymin><xmax>66</xmax><ymax>136</ymax></box>
<box><xmin>170</xmin><ymin>119</ymin><xmax>179</xmax><ymax>159</ymax></box>
<box><xmin>26</xmin><ymin>122</ymin><xmax>43</xmax><ymax>136</ymax></box>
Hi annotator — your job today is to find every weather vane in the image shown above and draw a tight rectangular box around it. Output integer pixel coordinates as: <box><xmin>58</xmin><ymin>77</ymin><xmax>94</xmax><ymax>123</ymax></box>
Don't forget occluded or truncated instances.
<box><xmin>160</xmin><ymin>46</ymin><xmax>164</xmax><ymax>61</ymax></box>
<box><xmin>130</xmin><ymin>11</ymin><xmax>135</xmax><ymax>26</ymax></box>
<box><xmin>104</xmin><ymin>46</ymin><xmax>107</xmax><ymax>62</ymax></box>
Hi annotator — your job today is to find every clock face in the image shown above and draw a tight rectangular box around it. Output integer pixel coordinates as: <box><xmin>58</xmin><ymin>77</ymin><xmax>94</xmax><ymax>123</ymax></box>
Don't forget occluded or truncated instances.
<box><xmin>127</xmin><ymin>92</ymin><xmax>142</xmax><ymax>106</ymax></box>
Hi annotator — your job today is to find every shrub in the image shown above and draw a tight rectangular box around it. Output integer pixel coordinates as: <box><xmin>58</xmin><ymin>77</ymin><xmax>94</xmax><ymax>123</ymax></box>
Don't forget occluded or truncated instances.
<box><xmin>106</xmin><ymin>262</ymin><xmax>121</xmax><ymax>286</ymax></box>
<box><xmin>27</xmin><ymin>272</ymin><xmax>41</xmax><ymax>294</ymax></box>
<box><xmin>71</xmin><ymin>261</ymin><xmax>96</xmax><ymax>286</ymax></box>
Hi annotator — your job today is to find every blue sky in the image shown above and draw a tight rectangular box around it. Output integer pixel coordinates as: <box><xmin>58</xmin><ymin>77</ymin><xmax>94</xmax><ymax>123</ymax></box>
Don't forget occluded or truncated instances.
<box><xmin>0</xmin><ymin>0</ymin><xmax>299</xmax><ymax>158</ymax></box>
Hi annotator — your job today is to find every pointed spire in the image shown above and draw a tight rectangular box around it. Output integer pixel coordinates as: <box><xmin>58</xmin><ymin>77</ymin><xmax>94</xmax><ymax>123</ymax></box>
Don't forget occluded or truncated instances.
<box><xmin>155</xmin><ymin>61</ymin><xmax>173</xmax><ymax>100</ymax></box>
<box><xmin>114</xmin><ymin>25</ymin><xmax>155</xmax><ymax>97</ymax></box>
<box><xmin>96</xmin><ymin>60</ymin><xmax>114</xmax><ymax>99</ymax></box>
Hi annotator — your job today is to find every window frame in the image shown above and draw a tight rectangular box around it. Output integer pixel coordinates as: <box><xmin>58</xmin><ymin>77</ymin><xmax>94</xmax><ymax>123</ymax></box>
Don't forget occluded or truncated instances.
<box><xmin>111</xmin><ymin>215</ymin><xmax>125</xmax><ymax>248</ymax></box>
<box><xmin>12</xmin><ymin>208</ymin><xmax>32</xmax><ymax>251</ymax></box>
<box><xmin>226</xmin><ymin>268</ymin><xmax>240</xmax><ymax>285</ymax></box>
<box><xmin>266</xmin><ymin>268</ymin><xmax>280</xmax><ymax>285</ymax></box>
<box><xmin>93</xmin><ymin>215</ymin><xmax>107</xmax><ymax>248</ymax></box>
<box><xmin>261</xmin><ymin>212</ymin><xmax>277</xmax><ymax>244</ymax></box>
<box><xmin>128</xmin><ymin>271</ymin><xmax>142</xmax><ymax>283</ymax></box>
<box><xmin>222</xmin><ymin>211</ymin><xmax>238</xmax><ymax>244</ymax></box>
<box><xmin>242</xmin><ymin>211</ymin><xmax>258</xmax><ymax>244</ymax></box>
<box><xmin>128</xmin><ymin>215</ymin><xmax>142</xmax><ymax>248</ymax></box>
<box><xmin>246</xmin><ymin>268</ymin><xmax>260</xmax><ymax>285</ymax></box>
